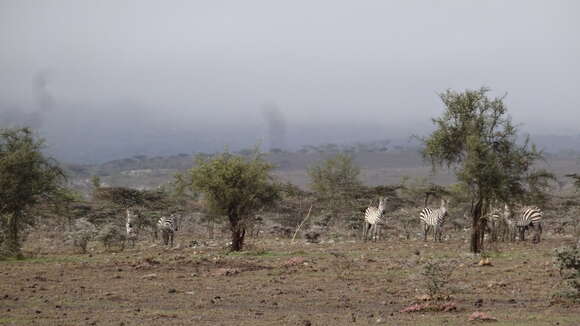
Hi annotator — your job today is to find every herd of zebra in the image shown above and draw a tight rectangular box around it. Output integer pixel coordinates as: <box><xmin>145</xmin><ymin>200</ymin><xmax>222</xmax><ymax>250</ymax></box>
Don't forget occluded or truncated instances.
<box><xmin>124</xmin><ymin>197</ymin><xmax>544</xmax><ymax>247</ymax></box>
<box><xmin>362</xmin><ymin>197</ymin><xmax>544</xmax><ymax>243</ymax></box>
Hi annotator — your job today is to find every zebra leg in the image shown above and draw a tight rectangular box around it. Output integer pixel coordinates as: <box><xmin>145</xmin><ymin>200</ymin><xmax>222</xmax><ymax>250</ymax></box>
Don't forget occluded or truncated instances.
<box><xmin>365</xmin><ymin>223</ymin><xmax>370</xmax><ymax>242</ymax></box>
<box><xmin>162</xmin><ymin>230</ymin><xmax>169</xmax><ymax>246</ymax></box>
<box><xmin>532</xmin><ymin>223</ymin><xmax>542</xmax><ymax>243</ymax></box>
<box><xmin>362</xmin><ymin>222</ymin><xmax>367</xmax><ymax>241</ymax></box>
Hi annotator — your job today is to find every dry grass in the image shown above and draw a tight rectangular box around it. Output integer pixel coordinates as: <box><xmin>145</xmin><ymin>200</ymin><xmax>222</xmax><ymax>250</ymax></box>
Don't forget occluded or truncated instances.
<box><xmin>1</xmin><ymin>230</ymin><xmax>579</xmax><ymax>325</ymax></box>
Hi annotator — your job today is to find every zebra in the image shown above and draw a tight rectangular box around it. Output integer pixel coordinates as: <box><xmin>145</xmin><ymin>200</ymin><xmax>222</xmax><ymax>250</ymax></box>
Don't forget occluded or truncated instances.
<box><xmin>126</xmin><ymin>208</ymin><xmax>138</xmax><ymax>247</ymax></box>
<box><xmin>496</xmin><ymin>204</ymin><xmax>517</xmax><ymax>242</ymax></box>
<box><xmin>362</xmin><ymin>197</ymin><xmax>387</xmax><ymax>242</ymax></box>
<box><xmin>158</xmin><ymin>214</ymin><xmax>179</xmax><ymax>246</ymax></box>
<box><xmin>515</xmin><ymin>205</ymin><xmax>543</xmax><ymax>242</ymax></box>
<box><xmin>419</xmin><ymin>198</ymin><xmax>449</xmax><ymax>242</ymax></box>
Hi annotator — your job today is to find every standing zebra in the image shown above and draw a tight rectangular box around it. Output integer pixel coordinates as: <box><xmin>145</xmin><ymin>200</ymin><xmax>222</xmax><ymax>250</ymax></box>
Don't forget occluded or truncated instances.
<box><xmin>419</xmin><ymin>199</ymin><xmax>449</xmax><ymax>242</ymax></box>
<box><xmin>126</xmin><ymin>208</ymin><xmax>138</xmax><ymax>247</ymax></box>
<box><xmin>515</xmin><ymin>205</ymin><xmax>543</xmax><ymax>242</ymax></box>
<box><xmin>497</xmin><ymin>204</ymin><xmax>517</xmax><ymax>242</ymax></box>
<box><xmin>362</xmin><ymin>197</ymin><xmax>387</xmax><ymax>242</ymax></box>
<box><xmin>158</xmin><ymin>214</ymin><xmax>179</xmax><ymax>246</ymax></box>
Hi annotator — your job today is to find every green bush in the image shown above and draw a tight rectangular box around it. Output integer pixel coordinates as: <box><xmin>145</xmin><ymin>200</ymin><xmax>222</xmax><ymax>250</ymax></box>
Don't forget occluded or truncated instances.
<box><xmin>553</xmin><ymin>246</ymin><xmax>580</xmax><ymax>301</ymax></box>
<box><xmin>421</xmin><ymin>259</ymin><xmax>454</xmax><ymax>300</ymax></box>
<box><xmin>96</xmin><ymin>223</ymin><xmax>126</xmax><ymax>251</ymax></box>
<box><xmin>65</xmin><ymin>218</ymin><xmax>97</xmax><ymax>253</ymax></box>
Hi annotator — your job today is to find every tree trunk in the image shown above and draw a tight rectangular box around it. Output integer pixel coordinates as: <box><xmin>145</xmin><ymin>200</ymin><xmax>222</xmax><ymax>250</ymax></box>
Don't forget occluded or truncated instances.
<box><xmin>229</xmin><ymin>213</ymin><xmax>246</xmax><ymax>251</ymax></box>
<box><xmin>470</xmin><ymin>198</ymin><xmax>484</xmax><ymax>253</ymax></box>
<box><xmin>5</xmin><ymin>213</ymin><xmax>21</xmax><ymax>257</ymax></box>
<box><xmin>231</xmin><ymin>227</ymin><xmax>245</xmax><ymax>251</ymax></box>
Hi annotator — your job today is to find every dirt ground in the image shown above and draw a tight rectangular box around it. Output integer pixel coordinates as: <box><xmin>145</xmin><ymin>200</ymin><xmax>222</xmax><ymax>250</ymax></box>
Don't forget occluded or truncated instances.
<box><xmin>1</xmin><ymin>232</ymin><xmax>579</xmax><ymax>326</ymax></box>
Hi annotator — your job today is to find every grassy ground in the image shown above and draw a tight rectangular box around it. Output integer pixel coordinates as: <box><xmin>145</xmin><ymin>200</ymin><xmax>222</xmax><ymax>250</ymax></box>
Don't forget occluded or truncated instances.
<box><xmin>1</xmin><ymin>233</ymin><xmax>578</xmax><ymax>325</ymax></box>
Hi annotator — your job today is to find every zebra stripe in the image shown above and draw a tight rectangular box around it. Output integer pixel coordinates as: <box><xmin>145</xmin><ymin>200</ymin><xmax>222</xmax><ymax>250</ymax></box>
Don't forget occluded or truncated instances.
<box><xmin>516</xmin><ymin>206</ymin><xmax>543</xmax><ymax>242</ymax></box>
<box><xmin>126</xmin><ymin>209</ymin><xmax>138</xmax><ymax>247</ymax></box>
<box><xmin>158</xmin><ymin>214</ymin><xmax>179</xmax><ymax>246</ymax></box>
<box><xmin>419</xmin><ymin>199</ymin><xmax>449</xmax><ymax>242</ymax></box>
<box><xmin>362</xmin><ymin>197</ymin><xmax>387</xmax><ymax>241</ymax></box>
<box><xmin>516</xmin><ymin>206</ymin><xmax>543</xmax><ymax>227</ymax></box>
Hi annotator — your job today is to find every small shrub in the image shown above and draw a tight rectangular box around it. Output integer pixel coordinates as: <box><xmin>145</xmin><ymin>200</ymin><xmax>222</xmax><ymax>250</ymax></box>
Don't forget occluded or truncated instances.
<box><xmin>553</xmin><ymin>246</ymin><xmax>580</xmax><ymax>301</ymax></box>
<box><xmin>398</xmin><ymin>212</ymin><xmax>420</xmax><ymax>240</ymax></box>
<box><xmin>96</xmin><ymin>223</ymin><xmax>126</xmax><ymax>251</ymax></box>
<box><xmin>64</xmin><ymin>218</ymin><xmax>97</xmax><ymax>253</ymax></box>
<box><xmin>420</xmin><ymin>259</ymin><xmax>454</xmax><ymax>300</ymax></box>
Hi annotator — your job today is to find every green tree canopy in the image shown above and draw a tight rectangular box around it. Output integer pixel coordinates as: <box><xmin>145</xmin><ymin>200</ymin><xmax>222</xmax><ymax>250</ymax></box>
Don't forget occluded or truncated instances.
<box><xmin>308</xmin><ymin>153</ymin><xmax>362</xmax><ymax>199</ymax></box>
<box><xmin>186</xmin><ymin>151</ymin><xmax>279</xmax><ymax>251</ymax></box>
<box><xmin>422</xmin><ymin>88</ymin><xmax>553</xmax><ymax>252</ymax></box>
<box><xmin>0</xmin><ymin>127</ymin><xmax>65</xmax><ymax>257</ymax></box>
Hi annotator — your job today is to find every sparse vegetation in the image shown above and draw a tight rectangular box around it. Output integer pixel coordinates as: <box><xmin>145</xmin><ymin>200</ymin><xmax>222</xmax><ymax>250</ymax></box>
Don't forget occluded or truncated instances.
<box><xmin>420</xmin><ymin>259</ymin><xmax>454</xmax><ymax>301</ymax></box>
<box><xmin>64</xmin><ymin>218</ymin><xmax>97</xmax><ymax>253</ymax></box>
<box><xmin>422</xmin><ymin>88</ymin><xmax>554</xmax><ymax>252</ymax></box>
<box><xmin>95</xmin><ymin>223</ymin><xmax>126</xmax><ymax>251</ymax></box>
<box><xmin>0</xmin><ymin>127</ymin><xmax>65</xmax><ymax>258</ymax></box>
<box><xmin>553</xmin><ymin>246</ymin><xmax>580</xmax><ymax>301</ymax></box>
<box><xmin>308</xmin><ymin>153</ymin><xmax>361</xmax><ymax>200</ymax></box>
<box><xmin>186</xmin><ymin>150</ymin><xmax>280</xmax><ymax>251</ymax></box>
<box><xmin>0</xmin><ymin>122</ymin><xmax>578</xmax><ymax>325</ymax></box>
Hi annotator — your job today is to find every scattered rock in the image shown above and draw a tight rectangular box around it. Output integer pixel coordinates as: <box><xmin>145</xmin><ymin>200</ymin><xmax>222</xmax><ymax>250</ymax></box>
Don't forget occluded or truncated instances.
<box><xmin>400</xmin><ymin>302</ymin><xmax>457</xmax><ymax>313</ymax></box>
<box><xmin>468</xmin><ymin>311</ymin><xmax>497</xmax><ymax>322</ymax></box>
<box><xmin>144</xmin><ymin>258</ymin><xmax>160</xmax><ymax>265</ymax></box>
<box><xmin>474</xmin><ymin>298</ymin><xmax>483</xmax><ymax>307</ymax></box>
<box><xmin>305</xmin><ymin>231</ymin><xmax>321</xmax><ymax>243</ymax></box>
<box><xmin>189</xmin><ymin>240</ymin><xmax>200</xmax><ymax>248</ymax></box>
<box><xmin>478</xmin><ymin>258</ymin><xmax>492</xmax><ymax>266</ymax></box>
<box><xmin>141</xmin><ymin>273</ymin><xmax>157</xmax><ymax>280</ymax></box>
<box><xmin>211</xmin><ymin>268</ymin><xmax>241</xmax><ymax>276</ymax></box>
<box><xmin>487</xmin><ymin>281</ymin><xmax>506</xmax><ymax>288</ymax></box>
<box><xmin>283</xmin><ymin>257</ymin><xmax>306</xmax><ymax>267</ymax></box>
<box><xmin>415</xmin><ymin>294</ymin><xmax>432</xmax><ymax>302</ymax></box>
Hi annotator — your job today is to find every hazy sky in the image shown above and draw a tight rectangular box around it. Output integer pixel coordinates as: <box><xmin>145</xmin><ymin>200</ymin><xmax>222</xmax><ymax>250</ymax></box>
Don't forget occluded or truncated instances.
<box><xmin>1</xmin><ymin>1</ymin><xmax>579</xmax><ymax>161</ymax></box>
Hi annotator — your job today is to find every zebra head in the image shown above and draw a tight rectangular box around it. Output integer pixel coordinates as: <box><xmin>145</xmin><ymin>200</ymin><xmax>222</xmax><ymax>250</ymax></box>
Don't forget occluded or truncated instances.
<box><xmin>378</xmin><ymin>197</ymin><xmax>388</xmax><ymax>215</ymax></box>
<box><xmin>440</xmin><ymin>198</ymin><xmax>449</xmax><ymax>212</ymax></box>
<box><xmin>170</xmin><ymin>213</ymin><xmax>181</xmax><ymax>231</ymax></box>
<box><xmin>502</xmin><ymin>203</ymin><xmax>512</xmax><ymax>219</ymax></box>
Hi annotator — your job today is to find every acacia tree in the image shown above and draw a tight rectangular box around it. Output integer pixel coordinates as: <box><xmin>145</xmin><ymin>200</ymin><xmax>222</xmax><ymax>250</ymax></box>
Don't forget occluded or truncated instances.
<box><xmin>308</xmin><ymin>153</ymin><xmax>363</xmax><ymax>225</ymax></box>
<box><xmin>0</xmin><ymin>127</ymin><xmax>65</xmax><ymax>257</ymax></box>
<box><xmin>308</xmin><ymin>153</ymin><xmax>362</xmax><ymax>199</ymax></box>
<box><xmin>187</xmin><ymin>151</ymin><xmax>279</xmax><ymax>251</ymax></box>
<box><xmin>566</xmin><ymin>174</ymin><xmax>580</xmax><ymax>191</ymax></box>
<box><xmin>422</xmin><ymin>88</ymin><xmax>551</xmax><ymax>253</ymax></box>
